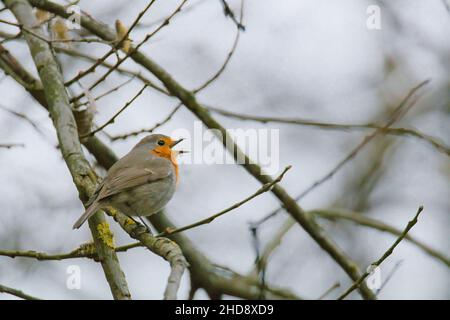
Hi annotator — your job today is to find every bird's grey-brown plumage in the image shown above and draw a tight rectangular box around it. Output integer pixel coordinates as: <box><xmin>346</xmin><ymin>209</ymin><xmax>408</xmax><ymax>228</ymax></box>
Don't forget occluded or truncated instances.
<box><xmin>73</xmin><ymin>134</ymin><xmax>177</xmax><ymax>229</ymax></box>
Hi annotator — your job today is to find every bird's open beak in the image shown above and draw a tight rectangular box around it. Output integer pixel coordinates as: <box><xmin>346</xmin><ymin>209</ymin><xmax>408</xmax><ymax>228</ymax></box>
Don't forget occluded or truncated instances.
<box><xmin>170</xmin><ymin>138</ymin><xmax>184</xmax><ymax>148</ymax></box>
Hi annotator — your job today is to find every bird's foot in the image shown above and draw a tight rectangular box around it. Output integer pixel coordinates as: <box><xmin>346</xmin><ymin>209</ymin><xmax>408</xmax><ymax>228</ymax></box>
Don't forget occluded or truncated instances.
<box><xmin>129</xmin><ymin>216</ymin><xmax>153</xmax><ymax>236</ymax></box>
<box><xmin>138</xmin><ymin>216</ymin><xmax>153</xmax><ymax>235</ymax></box>
<box><xmin>130</xmin><ymin>223</ymin><xmax>148</xmax><ymax>237</ymax></box>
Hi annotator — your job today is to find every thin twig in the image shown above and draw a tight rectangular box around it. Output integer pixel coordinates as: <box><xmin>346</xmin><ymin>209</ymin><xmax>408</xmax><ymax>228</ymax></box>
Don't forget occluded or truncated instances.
<box><xmin>76</xmin><ymin>75</ymin><xmax>136</xmax><ymax>108</ymax></box>
<box><xmin>56</xmin><ymin>46</ymin><xmax>168</xmax><ymax>95</ymax></box>
<box><xmin>0</xmin><ymin>283</ymin><xmax>41</xmax><ymax>300</ymax></box>
<box><xmin>206</xmin><ymin>106</ymin><xmax>450</xmax><ymax>157</ymax></box>
<box><xmin>109</xmin><ymin>103</ymin><xmax>182</xmax><ymax>141</ymax></box>
<box><xmin>0</xmin><ymin>142</ymin><xmax>24</xmax><ymax>148</ymax></box>
<box><xmin>219</xmin><ymin>0</ymin><xmax>245</xmax><ymax>30</ymax></box>
<box><xmin>68</xmin><ymin>0</ymin><xmax>187</xmax><ymax>104</ymax></box>
<box><xmin>375</xmin><ymin>260</ymin><xmax>403</xmax><ymax>295</ymax></box>
<box><xmin>82</xmin><ymin>84</ymin><xmax>147</xmax><ymax>138</ymax></box>
<box><xmin>249</xmin><ymin>225</ymin><xmax>266</xmax><ymax>299</ymax></box>
<box><xmin>0</xmin><ymin>17</ymin><xmax>109</xmax><ymax>45</ymax></box>
<box><xmin>194</xmin><ymin>0</ymin><xmax>244</xmax><ymax>93</ymax></box>
<box><xmin>64</xmin><ymin>0</ymin><xmax>157</xmax><ymax>86</ymax></box>
<box><xmin>97</xmin><ymin>0</ymin><xmax>242</xmax><ymax>141</ymax></box>
<box><xmin>337</xmin><ymin>205</ymin><xmax>424</xmax><ymax>300</ymax></box>
<box><xmin>157</xmin><ymin>166</ymin><xmax>291</xmax><ymax>237</ymax></box>
<box><xmin>0</xmin><ymin>244</ymin><xmax>98</xmax><ymax>260</ymax></box>
<box><xmin>248</xmin><ymin>217</ymin><xmax>296</xmax><ymax>277</ymax></box>
<box><xmin>0</xmin><ymin>103</ymin><xmax>46</xmax><ymax>137</ymax></box>
<box><xmin>252</xmin><ymin>207</ymin><xmax>450</xmax><ymax>284</ymax></box>
<box><xmin>137</xmin><ymin>0</ymin><xmax>207</xmax><ymax>29</ymax></box>
<box><xmin>318</xmin><ymin>282</ymin><xmax>340</xmax><ymax>300</ymax></box>
<box><xmin>107</xmin><ymin>0</ymin><xmax>243</xmax><ymax>141</ymax></box>
<box><xmin>48</xmin><ymin>37</ymin><xmax>111</xmax><ymax>44</ymax></box>
<box><xmin>309</xmin><ymin>209</ymin><xmax>450</xmax><ymax>267</ymax></box>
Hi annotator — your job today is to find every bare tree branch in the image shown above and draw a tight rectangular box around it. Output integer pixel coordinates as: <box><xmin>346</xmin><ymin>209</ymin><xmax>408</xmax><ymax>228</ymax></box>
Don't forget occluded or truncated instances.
<box><xmin>64</xmin><ymin>0</ymin><xmax>157</xmax><ymax>86</ymax></box>
<box><xmin>108</xmin><ymin>0</ymin><xmax>244</xmax><ymax>142</ymax></box>
<box><xmin>317</xmin><ymin>282</ymin><xmax>340</xmax><ymax>300</ymax></box>
<box><xmin>108</xmin><ymin>103</ymin><xmax>182</xmax><ymax>141</ymax></box>
<box><xmin>310</xmin><ymin>209</ymin><xmax>450</xmax><ymax>268</ymax></box>
<box><xmin>67</xmin><ymin>0</ymin><xmax>188</xmax><ymax>105</ymax></box>
<box><xmin>158</xmin><ymin>166</ymin><xmax>291</xmax><ymax>237</ymax></box>
<box><xmin>0</xmin><ymin>246</ymin><xmax>97</xmax><ymax>260</ymax></box>
<box><xmin>337</xmin><ymin>205</ymin><xmax>424</xmax><ymax>300</ymax></box>
<box><xmin>219</xmin><ymin>0</ymin><xmax>245</xmax><ymax>30</ymax></box>
<box><xmin>0</xmin><ymin>142</ymin><xmax>24</xmax><ymax>148</ymax></box>
<box><xmin>76</xmin><ymin>74</ymin><xmax>135</xmax><ymax>108</ymax></box>
<box><xmin>81</xmin><ymin>84</ymin><xmax>147</xmax><ymax>138</ymax></box>
<box><xmin>206</xmin><ymin>106</ymin><xmax>450</xmax><ymax>157</ymax></box>
<box><xmin>194</xmin><ymin>0</ymin><xmax>244</xmax><ymax>92</ymax></box>
<box><xmin>253</xmin><ymin>207</ymin><xmax>450</xmax><ymax>275</ymax></box>
<box><xmin>0</xmin><ymin>103</ymin><xmax>46</xmax><ymax>136</ymax></box>
<box><xmin>0</xmin><ymin>283</ymin><xmax>41</xmax><ymax>300</ymax></box>
<box><xmin>2</xmin><ymin>0</ymin><xmax>131</xmax><ymax>300</ymax></box>
<box><xmin>107</xmin><ymin>208</ymin><xmax>188</xmax><ymax>300</ymax></box>
<box><xmin>56</xmin><ymin>46</ymin><xmax>168</xmax><ymax>96</ymax></box>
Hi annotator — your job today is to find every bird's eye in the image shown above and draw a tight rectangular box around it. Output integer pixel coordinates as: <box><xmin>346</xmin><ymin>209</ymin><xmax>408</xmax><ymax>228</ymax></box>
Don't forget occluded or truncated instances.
<box><xmin>157</xmin><ymin>140</ymin><xmax>165</xmax><ymax>146</ymax></box>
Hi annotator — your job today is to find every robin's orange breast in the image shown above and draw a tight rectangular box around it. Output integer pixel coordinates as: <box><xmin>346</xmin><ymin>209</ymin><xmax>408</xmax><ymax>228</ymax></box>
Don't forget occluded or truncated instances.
<box><xmin>150</xmin><ymin>146</ymin><xmax>179</xmax><ymax>183</ymax></box>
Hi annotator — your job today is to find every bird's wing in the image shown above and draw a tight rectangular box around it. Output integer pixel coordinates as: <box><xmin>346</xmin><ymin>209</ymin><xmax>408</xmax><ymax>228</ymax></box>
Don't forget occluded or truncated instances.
<box><xmin>97</xmin><ymin>158</ymin><xmax>173</xmax><ymax>201</ymax></box>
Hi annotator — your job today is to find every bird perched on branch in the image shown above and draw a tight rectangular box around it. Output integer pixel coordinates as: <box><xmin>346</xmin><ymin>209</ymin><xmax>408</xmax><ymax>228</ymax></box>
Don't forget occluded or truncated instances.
<box><xmin>73</xmin><ymin>134</ymin><xmax>184</xmax><ymax>229</ymax></box>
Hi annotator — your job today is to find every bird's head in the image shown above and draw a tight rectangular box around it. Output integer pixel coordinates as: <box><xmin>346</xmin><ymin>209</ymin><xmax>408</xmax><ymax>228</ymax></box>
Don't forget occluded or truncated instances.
<box><xmin>135</xmin><ymin>134</ymin><xmax>185</xmax><ymax>164</ymax></box>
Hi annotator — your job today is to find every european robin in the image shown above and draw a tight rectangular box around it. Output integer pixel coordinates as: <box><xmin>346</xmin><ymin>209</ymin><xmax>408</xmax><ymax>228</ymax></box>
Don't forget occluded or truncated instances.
<box><xmin>73</xmin><ymin>134</ymin><xmax>183</xmax><ymax>229</ymax></box>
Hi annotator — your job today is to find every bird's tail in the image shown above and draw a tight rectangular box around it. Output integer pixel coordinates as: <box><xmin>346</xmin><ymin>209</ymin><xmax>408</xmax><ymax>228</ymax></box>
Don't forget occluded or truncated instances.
<box><xmin>72</xmin><ymin>202</ymin><xmax>100</xmax><ymax>229</ymax></box>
